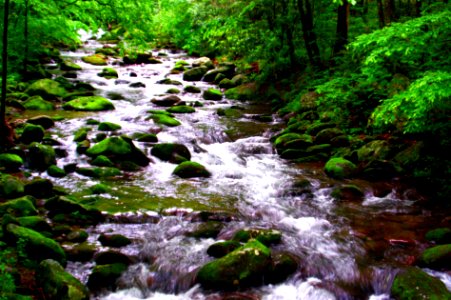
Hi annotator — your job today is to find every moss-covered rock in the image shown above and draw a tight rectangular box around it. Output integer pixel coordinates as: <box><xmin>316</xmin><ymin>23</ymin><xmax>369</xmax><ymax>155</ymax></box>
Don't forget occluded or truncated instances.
<box><xmin>0</xmin><ymin>153</ymin><xmax>23</xmax><ymax>172</ymax></box>
<box><xmin>27</xmin><ymin>115</ymin><xmax>55</xmax><ymax>129</ymax></box>
<box><xmin>183</xmin><ymin>66</ymin><xmax>208</xmax><ymax>81</ymax></box>
<box><xmin>66</xmin><ymin>230</ymin><xmax>89</xmax><ymax>243</ymax></box>
<box><xmin>324</xmin><ymin>157</ymin><xmax>357</xmax><ymax>179</ymax></box>
<box><xmin>224</xmin><ymin>83</ymin><xmax>257</xmax><ymax>101</ymax></box>
<box><xmin>151</xmin><ymin>143</ymin><xmax>191</xmax><ymax>164</ymax></box>
<box><xmin>25</xmin><ymin>79</ymin><xmax>68</xmax><ymax>100</ymax></box>
<box><xmin>65</xmin><ymin>242</ymin><xmax>96</xmax><ymax>262</ymax></box>
<box><xmin>203</xmin><ymin>88</ymin><xmax>223</xmax><ymax>101</ymax></box>
<box><xmin>47</xmin><ymin>165</ymin><xmax>66</xmax><ymax>178</ymax></box>
<box><xmin>274</xmin><ymin>133</ymin><xmax>313</xmax><ymax>153</ymax></box>
<box><xmin>151</xmin><ymin>95</ymin><xmax>181</xmax><ymax>107</ymax></box>
<box><xmin>184</xmin><ymin>85</ymin><xmax>201</xmax><ymax>93</ymax></box>
<box><xmin>75</xmin><ymin>167</ymin><xmax>121</xmax><ymax>178</ymax></box>
<box><xmin>82</xmin><ymin>54</ymin><xmax>107</xmax><ymax>66</ymax></box>
<box><xmin>196</xmin><ymin>240</ymin><xmax>272</xmax><ymax>290</ymax></box>
<box><xmin>97</xmin><ymin>67</ymin><xmax>118</xmax><ymax>79</ymax></box>
<box><xmin>63</xmin><ymin>96</ymin><xmax>115</xmax><ymax>111</ymax></box>
<box><xmin>217</xmin><ymin>108</ymin><xmax>244</xmax><ymax>118</ymax></box>
<box><xmin>91</xmin><ymin>155</ymin><xmax>114</xmax><ymax>167</ymax></box>
<box><xmin>86</xmin><ymin>136</ymin><xmax>150</xmax><ymax>166</ymax></box>
<box><xmin>156</xmin><ymin>78</ymin><xmax>183</xmax><ymax>85</ymax></box>
<box><xmin>87</xmin><ymin>263</ymin><xmax>127</xmax><ymax>291</ymax></box>
<box><xmin>357</xmin><ymin>140</ymin><xmax>392</xmax><ymax>162</ymax></box>
<box><xmin>331</xmin><ymin>184</ymin><xmax>365</xmax><ymax>201</ymax></box>
<box><xmin>60</xmin><ymin>60</ymin><xmax>82</xmax><ymax>71</ymax></box>
<box><xmin>24</xmin><ymin>178</ymin><xmax>53</xmax><ymax>198</ymax></box>
<box><xmin>426</xmin><ymin>228</ymin><xmax>451</xmax><ymax>245</ymax></box>
<box><xmin>232</xmin><ymin>228</ymin><xmax>282</xmax><ymax>246</ymax></box>
<box><xmin>17</xmin><ymin>216</ymin><xmax>52</xmax><ymax>234</ymax></box>
<box><xmin>0</xmin><ymin>195</ymin><xmax>36</xmax><ymax>216</ymax></box>
<box><xmin>166</xmin><ymin>105</ymin><xmax>196</xmax><ymax>114</ymax></box>
<box><xmin>166</xmin><ymin>88</ymin><xmax>180</xmax><ymax>94</ymax></box>
<box><xmin>20</xmin><ymin>123</ymin><xmax>45</xmax><ymax>144</ymax></box>
<box><xmin>23</xmin><ymin>95</ymin><xmax>55</xmax><ymax>111</ymax></box>
<box><xmin>45</xmin><ymin>196</ymin><xmax>104</xmax><ymax>225</ymax></box>
<box><xmin>266</xmin><ymin>252</ymin><xmax>298</xmax><ymax>284</ymax></box>
<box><xmin>6</xmin><ymin>224</ymin><xmax>66</xmax><ymax>265</ymax></box>
<box><xmin>186</xmin><ymin>221</ymin><xmax>224</xmax><ymax>239</ymax></box>
<box><xmin>94</xmin><ymin>250</ymin><xmax>132</xmax><ymax>266</ymax></box>
<box><xmin>131</xmin><ymin>132</ymin><xmax>158</xmax><ymax>143</ymax></box>
<box><xmin>27</xmin><ymin>142</ymin><xmax>56</xmax><ymax>171</ymax></box>
<box><xmin>218</xmin><ymin>78</ymin><xmax>236</xmax><ymax>89</ymax></box>
<box><xmin>207</xmin><ymin>240</ymin><xmax>241</xmax><ymax>258</ymax></box>
<box><xmin>173</xmin><ymin>161</ymin><xmax>211</xmax><ymax>178</ymax></box>
<box><xmin>148</xmin><ymin>113</ymin><xmax>181</xmax><ymax>127</ymax></box>
<box><xmin>98</xmin><ymin>122</ymin><xmax>122</xmax><ymax>131</ymax></box>
<box><xmin>315</xmin><ymin>128</ymin><xmax>343</xmax><ymax>144</ymax></box>
<box><xmin>73</xmin><ymin>127</ymin><xmax>90</xmax><ymax>142</ymax></box>
<box><xmin>417</xmin><ymin>244</ymin><xmax>451</xmax><ymax>270</ymax></box>
<box><xmin>98</xmin><ymin>233</ymin><xmax>131</xmax><ymax>248</ymax></box>
<box><xmin>203</xmin><ymin>66</ymin><xmax>235</xmax><ymax>82</ymax></box>
<box><xmin>37</xmin><ymin>259</ymin><xmax>89</xmax><ymax>300</ymax></box>
<box><xmin>89</xmin><ymin>183</ymin><xmax>110</xmax><ymax>194</ymax></box>
<box><xmin>391</xmin><ymin>267</ymin><xmax>451</xmax><ymax>300</ymax></box>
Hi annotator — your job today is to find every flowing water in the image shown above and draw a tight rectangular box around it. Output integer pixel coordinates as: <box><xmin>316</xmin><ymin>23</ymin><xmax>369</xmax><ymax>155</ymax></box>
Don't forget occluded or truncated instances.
<box><xmin>35</xmin><ymin>35</ymin><xmax>450</xmax><ymax>299</ymax></box>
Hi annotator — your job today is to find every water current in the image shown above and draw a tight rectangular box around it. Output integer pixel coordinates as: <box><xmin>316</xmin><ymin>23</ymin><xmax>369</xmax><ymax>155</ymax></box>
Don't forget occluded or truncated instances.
<box><xmin>36</xmin><ymin>33</ymin><xmax>450</xmax><ymax>299</ymax></box>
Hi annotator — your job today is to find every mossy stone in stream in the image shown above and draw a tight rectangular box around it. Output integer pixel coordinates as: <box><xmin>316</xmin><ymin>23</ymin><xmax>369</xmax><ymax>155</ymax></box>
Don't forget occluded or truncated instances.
<box><xmin>202</xmin><ymin>88</ymin><xmax>223</xmax><ymax>101</ymax></box>
<box><xmin>66</xmin><ymin>230</ymin><xmax>89</xmax><ymax>243</ymax></box>
<box><xmin>37</xmin><ymin>259</ymin><xmax>89</xmax><ymax>300</ymax></box>
<box><xmin>217</xmin><ymin>108</ymin><xmax>243</xmax><ymax>118</ymax></box>
<box><xmin>23</xmin><ymin>95</ymin><xmax>55</xmax><ymax>111</ymax></box>
<box><xmin>65</xmin><ymin>242</ymin><xmax>96</xmax><ymax>262</ymax></box>
<box><xmin>357</xmin><ymin>140</ymin><xmax>392</xmax><ymax>162</ymax></box>
<box><xmin>156</xmin><ymin>78</ymin><xmax>183</xmax><ymax>85</ymax></box>
<box><xmin>131</xmin><ymin>132</ymin><xmax>158</xmax><ymax>143</ymax></box>
<box><xmin>207</xmin><ymin>240</ymin><xmax>241</xmax><ymax>258</ymax></box>
<box><xmin>63</xmin><ymin>96</ymin><xmax>115</xmax><ymax>111</ymax></box>
<box><xmin>173</xmin><ymin>161</ymin><xmax>211</xmax><ymax>178</ymax></box>
<box><xmin>60</xmin><ymin>60</ymin><xmax>82</xmax><ymax>71</ymax></box>
<box><xmin>151</xmin><ymin>95</ymin><xmax>181</xmax><ymax>107</ymax></box>
<box><xmin>97</xmin><ymin>67</ymin><xmax>118</xmax><ymax>79</ymax></box>
<box><xmin>98</xmin><ymin>122</ymin><xmax>122</xmax><ymax>131</ymax></box>
<box><xmin>149</xmin><ymin>113</ymin><xmax>181</xmax><ymax>127</ymax></box>
<box><xmin>47</xmin><ymin>165</ymin><xmax>66</xmax><ymax>178</ymax></box>
<box><xmin>87</xmin><ymin>263</ymin><xmax>128</xmax><ymax>291</ymax></box>
<box><xmin>0</xmin><ymin>174</ymin><xmax>24</xmax><ymax>199</ymax></box>
<box><xmin>73</xmin><ymin>128</ymin><xmax>90</xmax><ymax>142</ymax></box>
<box><xmin>196</xmin><ymin>240</ymin><xmax>272</xmax><ymax>290</ymax></box>
<box><xmin>184</xmin><ymin>85</ymin><xmax>201</xmax><ymax>93</ymax></box>
<box><xmin>151</xmin><ymin>143</ymin><xmax>191</xmax><ymax>163</ymax></box>
<box><xmin>426</xmin><ymin>228</ymin><xmax>451</xmax><ymax>244</ymax></box>
<box><xmin>45</xmin><ymin>196</ymin><xmax>104</xmax><ymax>225</ymax></box>
<box><xmin>27</xmin><ymin>115</ymin><xmax>55</xmax><ymax>129</ymax></box>
<box><xmin>24</xmin><ymin>178</ymin><xmax>53</xmax><ymax>198</ymax></box>
<box><xmin>0</xmin><ymin>195</ymin><xmax>36</xmax><ymax>217</ymax></box>
<box><xmin>166</xmin><ymin>105</ymin><xmax>196</xmax><ymax>114</ymax></box>
<box><xmin>75</xmin><ymin>167</ymin><xmax>121</xmax><ymax>178</ymax></box>
<box><xmin>6</xmin><ymin>224</ymin><xmax>66</xmax><ymax>266</ymax></box>
<box><xmin>183</xmin><ymin>66</ymin><xmax>208</xmax><ymax>81</ymax></box>
<box><xmin>94</xmin><ymin>250</ymin><xmax>132</xmax><ymax>266</ymax></box>
<box><xmin>82</xmin><ymin>54</ymin><xmax>107</xmax><ymax>66</ymax></box>
<box><xmin>98</xmin><ymin>233</ymin><xmax>131</xmax><ymax>248</ymax></box>
<box><xmin>20</xmin><ymin>123</ymin><xmax>45</xmax><ymax>144</ymax></box>
<box><xmin>0</xmin><ymin>153</ymin><xmax>23</xmax><ymax>172</ymax></box>
<box><xmin>224</xmin><ymin>83</ymin><xmax>257</xmax><ymax>101</ymax></box>
<box><xmin>186</xmin><ymin>221</ymin><xmax>224</xmax><ymax>239</ymax></box>
<box><xmin>166</xmin><ymin>88</ymin><xmax>180</xmax><ymax>94</ymax></box>
<box><xmin>232</xmin><ymin>228</ymin><xmax>282</xmax><ymax>246</ymax></box>
<box><xmin>219</xmin><ymin>78</ymin><xmax>236</xmax><ymax>89</ymax></box>
<box><xmin>17</xmin><ymin>216</ymin><xmax>52</xmax><ymax>234</ymax></box>
<box><xmin>91</xmin><ymin>155</ymin><xmax>114</xmax><ymax>167</ymax></box>
<box><xmin>266</xmin><ymin>252</ymin><xmax>298</xmax><ymax>284</ymax></box>
<box><xmin>27</xmin><ymin>142</ymin><xmax>56</xmax><ymax>171</ymax></box>
<box><xmin>89</xmin><ymin>183</ymin><xmax>110</xmax><ymax>194</ymax></box>
<box><xmin>391</xmin><ymin>267</ymin><xmax>451</xmax><ymax>300</ymax></box>
<box><xmin>331</xmin><ymin>184</ymin><xmax>364</xmax><ymax>201</ymax></box>
<box><xmin>417</xmin><ymin>244</ymin><xmax>451</xmax><ymax>270</ymax></box>
<box><xmin>76</xmin><ymin>140</ymin><xmax>90</xmax><ymax>154</ymax></box>
<box><xmin>25</xmin><ymin>79</ymin><xmax>69</xmax><ymax>100</ymax></box>
<box><xmin>324</xmin><ymin>157</ymin><xmax>357</xmax><ymax>179</ymax></box>
<box><xmin>274</xmin><ymin>133</ymin><xmax>313</xmax><ymax>152</ymax></box>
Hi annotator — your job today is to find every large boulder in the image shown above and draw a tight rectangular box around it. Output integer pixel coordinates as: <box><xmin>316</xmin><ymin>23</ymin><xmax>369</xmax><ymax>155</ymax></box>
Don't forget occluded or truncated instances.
<box><xmin>82</xmin><ymin>54</ymin><xmax>107</xmax><ymax>66</ymax></box>
<box><xmin>224</xmin><ymin>83</ymin><xmax>257</xmax><ymax>101</ymax></box>
<box><xmin>203</xmin><ymin>88</ymin><xmax>223</xmax><ymax>101</ymax></box>
<box><xmin>87</xmin><ymin>263</ymin><xmax>128</xmax><ymax>291</ymax></box>
<box><xmin>192</xmin><ymin>57</ymin><xmax>214</xmax><ymax>69</ymax></box>
<box><xmin>86</xmin><ymin>136</ymin><xmax>150</xmax><ymax>166</ymax></box>
<box><xmin>183</xmin><ymin>67</ymin><xmax>208</xmax><ymax>81</ymax></box>
<box><xmin>357</xmin><ymin>140</ymin><xmax>392</xmax><ymax>162</ymax></box>
<box><xmin>417</xmin><ymin>244</ymin><xmax>451</xmax><ymax>270</ymax></box>
<box><xmin>324</xmin><ymin>157</ymin><xmax>357</xmax><ymax>179</ymax></box>
<box><xmin>26</xmin><ymin>142</ymin><xmax>56</xmax><ymax>171</ymax></box>
<box><xmin>6</xmin><ymin>224</ymin><xmax>66</xmax><ymax>265</ymax></box>
<box><xmin>0</xmin><ymin>153</ymin><xmax>23</xmax><ymax>172</ymax></box>
<box><xmin>173</xmin><ymin>161</ymin><xmax>211</xmax><ymax>178</ymax></box>
<box><xmin>151</xmin><ymin>143</ymin><xmax>191</xmax><ymax>164</ymax></box>
<box><xmin>0</xmin><ymin>174</ymin><xmax>24</xmax><ymax>199</ymax></box>
<box><xmin>27</xmin><ymin>115</ymin><xmax>55</xmax><ymax>129</ymax></box>
<box><xmin>0</xmin><ymin>195</ymin><xmax>37</xmax><ymax>217</ymax></box>
<box><xmin>17</xmin><ymin>216</ymin><xmax>52</xmax><ymax>234</ymax></box>
<box><xmin>20</xmin><ymin>123</ymin><xmax>45</xmax><ymax>144</ymax></box>
<box><xmin>23</xmin><ymin>95</ymin><xmax>55</xmax><ymax>110</ymax></box>
<box><xmin>391</xmin><ymin>267</ymin><xmax>451</xmax><ymax>300</ymax></box>
<box><xmin>37</xmin><ymin>259</ymin><xmax>89</xmax><ymax>300</ymax></box>
<box><xmin>25</xmin><ymin>79</ymin><xmax>68</xmax><ymax>100</ymax></box>
<box><xmin>63</xmin><ymin>96</ymin><xmax>115</xmax><ymax>111</ymax></box>
<box><xmin>232</xmin><ymin>228</ymin><xmax>282</xmax><ymax>246</ymax></box>
<box><xmin>44</xmin><ymin>196</ymin><xmax>104</xmax><ymax>225</ymax></box>
<box><xmin>196</xmin><ymin>240</ymin><xmax>272</xmax><ymax>290</ymax></box>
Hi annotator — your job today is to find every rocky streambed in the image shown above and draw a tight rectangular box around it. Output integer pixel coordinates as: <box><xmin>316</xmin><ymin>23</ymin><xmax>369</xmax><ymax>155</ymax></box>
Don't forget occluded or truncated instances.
<box><xmin>0</xmin><ymin>32</ymin><xmax>450</xmax><ymax>300</ymax></box>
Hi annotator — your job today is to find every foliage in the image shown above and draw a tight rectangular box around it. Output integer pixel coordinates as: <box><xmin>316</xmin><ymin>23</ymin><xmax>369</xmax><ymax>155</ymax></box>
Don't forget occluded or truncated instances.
<box><xmin>0</xmin><ymin>246</ymin><xmax>16</xmax><ymax>298</ymax></box>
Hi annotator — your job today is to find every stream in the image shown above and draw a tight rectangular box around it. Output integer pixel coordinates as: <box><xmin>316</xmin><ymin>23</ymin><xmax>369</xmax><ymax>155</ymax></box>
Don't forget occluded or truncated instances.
<box><xmin>33</xmin><ymin>34</ymin><xmax>451</xmax><ymax>299</ymax></box>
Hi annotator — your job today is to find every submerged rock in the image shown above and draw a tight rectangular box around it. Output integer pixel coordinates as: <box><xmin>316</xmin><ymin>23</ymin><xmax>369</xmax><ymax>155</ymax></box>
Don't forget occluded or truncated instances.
<box><xmin>331</xmin><ymin>184</ymin><xmax>365</xmax><ymax>201</ymax></box>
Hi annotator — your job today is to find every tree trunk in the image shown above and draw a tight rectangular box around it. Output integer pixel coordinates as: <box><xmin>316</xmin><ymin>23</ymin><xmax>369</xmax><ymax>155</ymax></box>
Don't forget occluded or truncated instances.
<box><xmin>1</xmin><ymin>0</ymin><xmax>11</xmax><ymax>148</ymax></box>
<box><xmin>297</xmin><ymin>0</ymin><xmax>321</xmax><ymax>68</ymax></box>
<box><xmin>377</xmin><ymin>0</ymin><xmax>385</xmax><ymax>28</ymax></box>
<box><xmin>333</xmin><ymin>0</ymin><xmax>349</xmax><ymax>56</ymax></box>
<box><xmin>23</xmin><ymin>0</ymin><xmax>29</xmax><ymax>74</ymax></box>
<box><xmin>384</xmin><ymin>0</ymin><xmax>397</xmax><ymax>24</ymax></box>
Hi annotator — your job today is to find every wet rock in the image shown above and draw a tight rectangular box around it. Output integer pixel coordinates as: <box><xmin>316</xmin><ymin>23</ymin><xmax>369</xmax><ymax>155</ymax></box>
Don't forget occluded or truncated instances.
<box><xmin>148</xmin><ymin>113</ymin><xmax>181</xmax><ymax>127</ymax></box>
<box><xmin>425</xmin><ymin>228</ymin><xmax>451</xmax><ymax>245</ymax></box>
<box><xmin>315</xmin><ymin>128</ymin><xmax>343</xmax><ymax>144</ymax></box>
<box><xmin>331</xmin><ymin>184</ymin><xmax>365</xmax><ymax>201</ymax></box>
<box><xmin>0</xmin><ymin>153</ymin><xmax>23</xmax><ymax>172</ymax></box>
<box><xmin>156</xmin><ymin>78</ymin><xmax>183</xmax><ymax>85</ymax></box>
<box><xmin>76</xmin><ymin>140</ymin><xmax>91</xmax><ymax>154</ymax></box>
<box><xmin>75</xmin><ymin>166</ymin><xmax>121</xmax><ymax>178</ymax></box>
<box><xmin>203</xmin><ymin>66</ymin><xmax>235</xmax><ymax>82</ymax></box>
<box><xmin>94</xmin><ymin>250</ymin><xmax>132</xmax><ymax>266</ymax></box>
<box><xmin>117</xmin><ymin>161</ymin><xmax>141</xmax><ymax>171</ymax></box>
<box><xmin>63</xmin><ymin>72</ymin><xmax>77</xmax><ymax>79</ymax></box>
<box><xmin>0</xmin><ymin>174</ymin><xmax>24</xmax><ymax>199</ymax></box>
<box><xmin>73</xmin><ymin>128</ymin><xmax>90</xmax><ymax>142</ymax></box>
<box><xmin>26</xmin><ymin>115</ymin><xmax>55</xmax><ymax>129</ymax></box>
<box><xmin>217</xmin><ymin>107</ymin><xmax>244</xmax><ymax>118</ymax></box>
<box><xmin>87</xmin><ymin>263</ymin><xmax>128</xmax><ymax>291</ymax></box>
<box><xmin>17</xmin><ymin>216</ymin><xmax>52</xmax><ymax>234</ymax></box>
<box><xmin>131</xmin><ymin>132</ymin><xmax>158</xmax><ymax>143</ymax></box>
<box><xmin>98</xmin><ymin>122</ymin><xmax>122</xmax><ymax>131</ymax></box>
<box><xmin>224</xmin><ymin>83</ymin><xmax>257</xmax><ymax>101</ymax></box>
<box><xmin>184</xmin><ymin>85</ymin><xmax>201</xmax><ymax>93</ymax></box>
<box><xmin>266</xmin><ymin>252</ymin><xmax>298</xmax><ymax>284</ymax></box>
<box><xmin>166</xmin><ymin>88</ymin><xmax>180</xmax><ymax>94</ymax></box>
<box><xmin>330</xmin><ymin>135</ymin><xmax>350</xmax><ymax>148</ymax></box>
<box><xmin>151</xmin><ymin>143</ymin><xmax>191</xmax><ymax>164</ymax></box>
<box><xmin>219</xmin><ymin>78</ymin><xmax>236</xmax><ymax>89</ymax></box>
<box><xmin>98</xmin><ymin>233</ymin><xmax>131</xmax><ymax>248</ymax></box>
<box><xmin>391</xmin><ymin>267</ymin><xmax>451</xmax><ymax>300</ymax></box>
<box><xmin>63</xmin><ymin>96</ymin><xmax>115</xmax><ymax>111</ymax></box>
<box><xmin>129</xmin><ymin>82</ymin><xmax>146</xmax><ymax>88</ymax></box>
<box><xmin>91</xmin><ymin>155</ymin><xmax>114</xmax><ymax>167</ymax></box>
<box><xmin>6</xmin><ymin>224</ymin><xmax>66</xmax><ymax>266</ymax></box>
<box><xmin>192</xmin><ymin>57</ymin><xmax>214</xmax><ymax>69</ymax></box>
<box><xmin>230</xmin><ymin>74</ymin><xmax>248</xmax><ymax>86</ymax></box>
<box><xmin>167</xmin><ymin>105</ymin><xmax>196</xmax><ymax>114</ymax></box>
<box><xmin>47</xmin><ymin>165</ymin><xmax>66</xmax><ymax>178</ymax></box>
<box><xmin>186</xmin><ymin>221</ymin><xmax>224</xmax><ymax>239</ymax></box>
<box><xmin>66</xmin><ymin>230</ymin><xmax>89</xmax><ymax>243</ymax></box>
<box><xmin>26</xmin><ymin>142</ymin><xmax>56</xmax><ymax>171</ymax></box>
<box><xmin>306</xmin><ymin>122</ymin><xmax>336</xmax><ymax>136</ymax></box>
<box><xmin>37</xmin><ymin>259</ymin><xmax>89</xmax><ymax>300</ymax></box>
<box><xmin>357</xmin><ymin>140</ymin><xmax>392</xmax><ymax>162</ymax></box>
<box><xmin>65</xmin><ymin>242</ymin><xmax>96</xmax><ymax>262</ymax></box>
<box><xmin>20</xmin><ymin>123</ymin><xmax>45</xmax><ymax>144</ymax></box>
<box><xmin>207</xmin><ymin>241</ymin><xmax>241</xmax><ymax>258</ymax></box>
<box><xmin>417</xmin><ymin>244</ymin><xmax>451</xmax><ymax>270</ymax></box>
<box><xmin>45</xmin><ymin>196</ymin><xmax>104</xmax><ymax>225</ymax></box>
<box><xmin>60</xmin><ymin>60</ymin><xmax>82</xmax><ymax>71</ymax></box>
<box><xmin>22</xmin><ymin>95</ymin><xmax>54</xmax><ymax>111</ymax></box>
<box><xmin>232</xmin><ymin>228</ymin><xmax>282</xmax><ymax>246</ymax></box>
<box><xmin>97</xmin><ymin>67</ymin><xmax>118</xmax><ymax>79</ymax></box>
<box><xmin>86</xmin><ymin>136</ymin><xmax>150</xmax><ymax>166</ymax></box>
<box><xmin>0</xmin><ymin>195</ymin><xmax>36</xmax><ymax>217</ymax></box>
<box><xmin>25</xmin><ymin>79</ymin><xmax>69</xmax><ymax>100</ymax></box>
<box><xmin>89</xmin><ymin>183</ymin><xmax>110</xmax><ymax>194</ymax></box>
<box><xmin>183</xmin><ymin>66</ymin><xmax>208</xmax><ymax>81</ymax></box>
<box><xmin>361</xmin><ymin>159</ymin><xmax>400</xmax><ymax>180</ymax></box>
<box><xmin>274</xmin><ymin>133</ymin><xmax>313</xmax><ymax>155</ymax></box>
<box><xmin>24</xmin><ymin>178</ymin><xmax>53</xmax><ymax>198</ymax></box>
<box><xmin>82</xmin><ymin>54</ymin><xmax>107</xmax><ymax>66</ymax></box>
<box><xmin>324</xmin><ymin>157</ymin><xmax>357</xmax><ymax>179</ymax></box>
<box><xmin>151</xmin><ymin>95</ymin><xmax>181</xmax><ymax>107</ymax></box>
<box><xmin>196</xmin><ymin>240</ymin><xmax>272</xmax><ymax>290</ymax></box>
<box><xmin>203</xmin><ymin>88</ymin><xmax>223</xmax><ymax>101</ymax></box>
<box><xmin>173</xmin><ymin>161</ymin><xmax>211</xmax><ymax>178</ymax></box>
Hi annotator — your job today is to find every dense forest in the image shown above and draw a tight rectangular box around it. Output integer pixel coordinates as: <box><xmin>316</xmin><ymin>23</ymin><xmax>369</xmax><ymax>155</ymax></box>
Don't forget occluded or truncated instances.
<box><xmin>0</xmin><ymin>0</ymin><xmax>450</xmax><ymax>299</ymax></box>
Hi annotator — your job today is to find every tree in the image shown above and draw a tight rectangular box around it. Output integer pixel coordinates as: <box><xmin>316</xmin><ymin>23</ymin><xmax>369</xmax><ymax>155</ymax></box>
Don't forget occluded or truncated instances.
<box><xmin>1</xmin><ymin>0</ymin><xmax>12</xmax><ymax>149</ymax></box>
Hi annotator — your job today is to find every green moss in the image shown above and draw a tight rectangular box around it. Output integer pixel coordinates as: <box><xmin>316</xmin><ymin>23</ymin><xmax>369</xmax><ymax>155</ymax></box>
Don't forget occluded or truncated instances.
<box><xmin>47</xmin><ymin>165</ymin><xmax>66</xmax><ymax>178</ymax></box>
<box><xmin>166</xmin><ymin>105</ymin><xmax>196</xmax><ymax>114</ymax></box>
<box><xmin>183</xmin><ymin>66</ymin><xmax>208</xmax><ymax>81</ymax></box>
<box><xmin>17</xmin><ymin>216</ymin><xmax>52</xmax><ymax>234</ymax></box>
<box><xmin>357</xmin><ymin>140</ymin><xmax>392</xmax><ymax>162</ymax></box>
<box><xmin>184</xmin><ymin>85</ymin><xmax>201</xmax><ymax>93</ymax></box>
<box><xmin>207</xmin><ymin>240</ymin><xmax>241</xmax><ymax>258</ymax></box>
<box><xmin>75</xmin><ymin>167</ymin><xmax>121</xmax><ymax>178</ymax></box>
<box><xmin>81</xmin><ymin>54</ymin><xmax>107</xmax><ymax>66</ymax></box>
<box><xmin>73</xmin><ymin>128</ymin><xmax>90</xmax><ymax>142</ymax></box>
<box><xmin>25</xmin><ymin>79</ymin><xmax>68</xmax><ymax>100</ymax></box>
<box><xmin>203</xmin><ymin>88</ymin><xmax>223</xmax><ymax>101</ymax></box>
<box><xmin>232</xmin><ymin>228</ymin><xmax>282</xmax><ymax>246</ymax></box>
<box><xmin>60</xmin><ymin>60</ymin><xmax>82</xmax><ymax>71</ymax></box>
<box><xmin>89</xmin><ymin>184</ymin><xmax>110</xmax><ymax>194</ymax></box>
<box><xmin>87</xmin><ymin>263</ymin><xmax>127</xmax><ymax>291</ymax></box>
<box><xmin>21</xmin><ymin>123</ymin><xmax>45</xmax><ymax>144</ymax></box>
<box><xmin>166</xmin><ymin>88</ymin><xmax>180</xmax><ymax>94</ymax></box>
<box><xmin>149</xmin><ymin>113</ymin><xmax>181</xmax><ymax>127</ymax></box>
<box><xmin>186</xmin><ymin>221</ymin><xmax>224</xmax><ymax>239</ymax></box>
<box><xmin>173</xmin><ymin>161</ymin><xmax>211</xmax><ymax>178</ymax></box>
<box><xmin>224</xmin><ymin>83</ymin><xmax>257</xmax><ymax>101</ymax></box>
<box><xmin>86</xmin><ymin>136</ymin><xmax>132</xmax><ymax>157</ymax></box>
<box><xmin>274</xmin><ymin>133</ymin><xmax>313</xmax><ymax>152</ymax></box>
<box><xmin>151</xmin><ymin>143</ymin><xmax>191</xmax><ymax>163</ymax></box>
<box><xmin>0</xmin><ymin>195</ymin><xmax>36</xmax><ymax>216</ymax></box>
<box><xmin>63</xmin><ymin>96</ymin><xmax>115</xmax><ymax>111</ymax></box>
<box><xmin>98</xmin><ymin>122</ymin><xmax>122</xmax><ymax>131</ymax></box>
<box><xmin>98</xmin><ymin>233</ymin><xmax>131</xmax><ymax>248</ymax></box>
<box><xmin>97</xmin><ymin>67</ymin><xmax>118</xmax><ymax>79</ymax></box>
<box><xmin>324</xmin><ymin>157</ymin><xmax>357</xmax><ymax>179</ymax></box>
<box><xmin>425</xmin><ymin>228</ymin><xmax>451</xmax><ymax>244</ymax></box>
<box><xmin>0</xmin><ymin>154</ymin><xmax>23</xmax><ymax>172</ymax></box>
<box><xmin>91</xmin><ymin>155</ymin><xmax>114</xmax><ymax>167</ymax></box>
<box><xmin>391</xmin><ymin>267</ymin><xmax>451</xmax><ymax>300</ymax></box>
<box><xmin>27</xmin><ymin>142</ymin><xmax>56</xmax><ymax>171</ymax></box>
<box><xmin>23</xmin><ymin>95</ymin><xmax>55</xmax><ymax>111</ymax></box>
<box><xmin>418</xmin><ymin>244</ymin><xmax>451</xmax><ymax>270</ymax></box>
